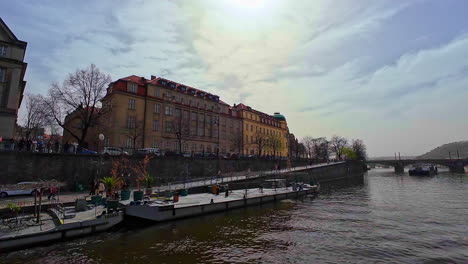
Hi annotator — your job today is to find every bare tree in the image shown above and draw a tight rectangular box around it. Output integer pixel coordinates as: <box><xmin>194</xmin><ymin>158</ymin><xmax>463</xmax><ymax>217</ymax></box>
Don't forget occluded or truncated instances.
<box><xmin>173</xmin><ymin>111</ymin><xmax>190</xmax><ymax>154</ymax></box>
<box><xmin>329</xmin><ymin>135</ymin><xmax>348</xmax><ymax>160</ymax></box>
<box><xmin>124</xmin><ymin>120</ymin><xmax>144</xmax><ymax>152</ymax></box>
<box><xmin>250</xmin><ymin>131</ymin><xmax>268</xmax><ymax>157</ymax></box>
<box><xmin>268</xmin><ymin>134</ymin><xmax>283</xmax><ymax>158</ymax></box>
<box><xmin>312</xmin><ymin>137</ymin><xmax>329</xmax><ymax>160</ymax></box>
<box><xmin>22</xmin><ymin>94</ymin><xmax>47</xmax><ymax>140</ymax></box>
<box><xmin>352</xmin><ymin>139</ymin><xmax>367</xmax><ymax>161</ymax></box>
<box><xmin>302</xmin><ymin>136</ymin><xmax>314</xmax><ymax>159</ymax></box>
<box><xmin>229</xmin><ymin>132</ymin><xmax>244</xmax><ymax>155</ymax></box>
<box><xmin>42</xmin><ymin>64</ymin><xmax>111</xmax><ymax>147</ymax></box>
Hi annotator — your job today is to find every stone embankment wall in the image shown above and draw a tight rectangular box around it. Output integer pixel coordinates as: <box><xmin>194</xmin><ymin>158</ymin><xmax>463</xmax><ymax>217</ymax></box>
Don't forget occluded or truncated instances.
<box><xmin>0</xmin><ymin>152</ymin><xmax>309</xmax><ymax>190</ymax></box>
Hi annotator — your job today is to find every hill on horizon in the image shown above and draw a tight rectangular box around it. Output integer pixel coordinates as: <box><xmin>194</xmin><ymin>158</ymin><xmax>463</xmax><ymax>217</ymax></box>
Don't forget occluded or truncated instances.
<box><xmin>418</xmin><ymin>141</ymin><xmax>468</xmax><ymax>159</ymax></box>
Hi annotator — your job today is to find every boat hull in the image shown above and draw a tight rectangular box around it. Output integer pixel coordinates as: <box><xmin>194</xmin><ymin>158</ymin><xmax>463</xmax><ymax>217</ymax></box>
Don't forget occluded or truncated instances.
<box><xmin>126</xmin><ymin>188</ymin><xmax>315</xmax><ymax>222</ymax></box>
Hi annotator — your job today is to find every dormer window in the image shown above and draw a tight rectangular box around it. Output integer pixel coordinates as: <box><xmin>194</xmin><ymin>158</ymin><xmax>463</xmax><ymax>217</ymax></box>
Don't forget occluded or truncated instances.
<box><xmin>128</xmin><ymin>83</ymin><xmax>137</xmax><ymax>93</ymax></box>
<box><xmin>168</xmin><ymin>82</ymin><xmax>176</xmax><ymax>89</ymax></box>
<box><xmin>158</xmin><ymin>79</ymin><xmax>168</xmax><ymax>86</ymax></box>
<box><xmin>188</xmin><ymin>89</ymin><xmax>196</xmax><ymax>95</ymax></box>
<box><xmin>0</xmin><ymin>45</ymin><xmax>7</xmax><ymax>57</ymax></box>
<box><xmin>178</xmin><ymin>85</ymin><xmax>187</xmax><ymax>92</ymax></box>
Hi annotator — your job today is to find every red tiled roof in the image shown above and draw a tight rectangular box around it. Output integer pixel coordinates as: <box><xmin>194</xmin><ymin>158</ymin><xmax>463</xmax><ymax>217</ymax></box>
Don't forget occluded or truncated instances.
<box><xmin>233</xmin><ymin>103</ymin><xmax>277</xmax><ymax>120</ymax></box>
<box><xmin>118</xmin><ymin>75</ymin><xmax>228</xmax><ymax>105</ymax></box>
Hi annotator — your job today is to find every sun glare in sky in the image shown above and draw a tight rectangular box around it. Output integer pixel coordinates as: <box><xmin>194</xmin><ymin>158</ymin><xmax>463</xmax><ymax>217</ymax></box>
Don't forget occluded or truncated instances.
<box><xmin>231</xmin><ymin>0</ymin><xmax>266</xmax><ymax>9</ymax></box>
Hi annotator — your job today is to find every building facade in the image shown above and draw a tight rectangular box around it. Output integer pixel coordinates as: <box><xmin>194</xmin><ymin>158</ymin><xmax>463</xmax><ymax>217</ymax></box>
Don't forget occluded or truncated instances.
<box><xmin>0</xmin><ymin>18</ymin><xmax>27</xmax><ymax>142</ymax></box>
<box><xmin>233</xmin><ymin>103</ymin><xmax>289</xmax><ymax>157</ymax></box>
<box><xmin>97</xmin><ymin>75</ymin><xmax>242</xmax><ymax>155</ymax></box>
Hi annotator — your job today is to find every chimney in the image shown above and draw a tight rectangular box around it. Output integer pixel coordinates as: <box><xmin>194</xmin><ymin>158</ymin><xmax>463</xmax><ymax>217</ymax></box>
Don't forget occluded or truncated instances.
<box><xmin>151</xmin><ymin>75</ymin><xmax>156</xmax><ymax>80</ymax></box>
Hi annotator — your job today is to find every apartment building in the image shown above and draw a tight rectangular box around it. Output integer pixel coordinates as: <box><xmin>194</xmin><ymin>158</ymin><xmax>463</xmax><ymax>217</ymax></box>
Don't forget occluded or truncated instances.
<box><xmin>98</xmin><ymin>75</ymin><xmax>242</xmax><ymax>155</ymax></box>
<box><xmin>233</xmin><ymin>103</ymin><xmax>289</xmax><ymax>157</ymax></box>
<box><xmin>0</xmin><ymin>18</ymin><xmax>27</xmax><ymax>143</ymax></box>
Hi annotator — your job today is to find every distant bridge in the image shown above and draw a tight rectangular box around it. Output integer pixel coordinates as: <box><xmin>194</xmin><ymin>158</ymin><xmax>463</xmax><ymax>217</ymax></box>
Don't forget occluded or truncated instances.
<box><xmin>366</xmin><ymin>159</ymin><xmax>467</xmax><ymax>173</ymax></box>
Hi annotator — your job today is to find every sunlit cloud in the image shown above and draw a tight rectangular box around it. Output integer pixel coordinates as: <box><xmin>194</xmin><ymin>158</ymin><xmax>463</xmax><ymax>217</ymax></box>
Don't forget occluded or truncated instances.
<box><xmin>3</xmin><ymin>0</ymin><xmax>468</xmax><ymax>156</ymax></box>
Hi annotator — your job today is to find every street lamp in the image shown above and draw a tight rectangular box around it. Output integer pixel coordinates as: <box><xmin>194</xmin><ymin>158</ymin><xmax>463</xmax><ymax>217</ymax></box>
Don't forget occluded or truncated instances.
<box><xmin>214</xmin><ymin>116</ymin><xmax>221</xmax><ymax>177</ymax></box>
<box><xmin>98</xmin><ymin>134</ymin><xmax>105</xmax><ymax>179</ymax></box>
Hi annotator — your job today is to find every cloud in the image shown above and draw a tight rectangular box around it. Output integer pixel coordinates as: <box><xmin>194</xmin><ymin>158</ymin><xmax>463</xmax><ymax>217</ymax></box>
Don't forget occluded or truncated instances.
<box><xmin>4</xmin><ymin>0</ymin><xmax>468</xmax><ymax>156</ymax></box>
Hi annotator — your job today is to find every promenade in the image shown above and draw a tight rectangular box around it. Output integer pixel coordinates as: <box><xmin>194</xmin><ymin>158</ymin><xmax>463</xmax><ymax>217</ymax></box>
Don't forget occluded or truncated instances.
<box><xmin>0</xmin><ymin>162</ymin><xmax>343</xmax><ymax>209</ymax></box>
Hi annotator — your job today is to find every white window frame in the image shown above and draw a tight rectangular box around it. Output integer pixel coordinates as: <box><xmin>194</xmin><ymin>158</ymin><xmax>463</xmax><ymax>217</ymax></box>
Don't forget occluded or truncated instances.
<box><xmin>127</xmin><ymin>116</ymin><xmax>136</xmax><ymax>128</ymax></box>
<box><xmin>0</xmin><ymin>45</ymin><xmax>7</xmax><ymax>57</ymax></box>
<box><xmin>153</xmin><ymin>120</ymin><xmax>159</xmax><ymax>131</ymax></box>
<box><xmin>154</xmin><ymin>103</ymin><xmax>161</xmax><ymax>113</ymax></box>
<box><xmin>128</xmin><ymin>83</ymin><xmax>137</xmax><ymax>93</ymax></box>
<box><xmin>128</xmin><ymin>99</ymin><xmax>136</xmax><ymax>109</ymax></box>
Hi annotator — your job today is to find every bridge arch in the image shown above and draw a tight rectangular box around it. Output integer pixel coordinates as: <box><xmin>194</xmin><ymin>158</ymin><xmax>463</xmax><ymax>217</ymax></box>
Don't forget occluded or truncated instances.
<box><xmin>366</xmin><ymin>159</ymin><xmax>466</xmax><ymax>174</ymax></box>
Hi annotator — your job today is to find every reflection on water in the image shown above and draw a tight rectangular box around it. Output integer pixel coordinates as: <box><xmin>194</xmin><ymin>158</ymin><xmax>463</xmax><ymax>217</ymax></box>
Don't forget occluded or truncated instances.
<box><xmin>2</xmin><ymin>169</ymin><xmax>468</xmax><ymax>263</ymax></box>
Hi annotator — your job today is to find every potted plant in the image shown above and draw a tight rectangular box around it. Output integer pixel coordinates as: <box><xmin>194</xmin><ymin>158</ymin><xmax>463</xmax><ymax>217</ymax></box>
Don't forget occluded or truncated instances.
<box><xmin>142</xmin><ymin>173</ymin><xmax>154</xmax><ymax>196</ymax></box>
<box><xmin>132</xmin><ymin>155</ymin><xmax>153</xmax><ymax>201</ymax></box>
<box><xmin>120</xmin><ymin>179</ymin><xmax>131</xmax><ymax>201</ymax></box>
<box><xmin>100</xmin><ymin>176</ymin><xmax>123</xmax><ymax>210</ymax></box>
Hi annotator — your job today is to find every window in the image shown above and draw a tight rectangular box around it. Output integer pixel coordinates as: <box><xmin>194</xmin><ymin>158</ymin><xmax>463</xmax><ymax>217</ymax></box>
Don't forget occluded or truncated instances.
<box><xmin>250</xmin><ymin>125</ymin><xmax>253</xmax><ymax>132</ymax></box>
<box><xmin>153</xmin><ymin>120</ymin><xmax>159</xmax><ymax>131</ymax></box>
<box><xmin>152</xmin><ymin>140</ymin><xmax>159</xmax><ymax>148</ymax></box>
<box><xmin>183</xmin><ymin>143</ymin><xmax>188</xmax><ymax>153</ymax></box>
<box><xmin>154</xmin><ymin>103</ymin><xmax>161</xmax><ymax>113</ymax></box>
<box><xmin>165</xmin><ymin>141</ymin><xmax>171</xmax><ymax>150</ymax></box>
<box><xmin>191</xmin><ymin>112</ymin><xmax>197</xmax><ymax>121</ymax></box>
<box><xmin>191</xmin><ymin>144</ymin><xmax>196</xmax><ymax>152</ymax></box>
<box><xmin>127</xmin><ymin>116</ymin><xmax>136</xmax><ymax>128</ymax></box>
<box><xmin>246</xmin><ymin>135</ymin><xmax>248</xmax><ymax>143</ymax></box>
<box><xmin>0</xmin><ymin>67</ymin><xmax>5</xmax><ymax>82</ymax></box>
<box><xmin>0</xmin><ymin>45</ymin><xmax>7</xmax><ymax>57</ymax></box>
<box><xmin>165</xmin><ymin>121</ymin><xmax>173</xmax><ymax>133</ymax></box>
<box><xmin>128</xmin><ymin>83</ymin><xmax>137</xmax><ymax>93</ymax></box>
<box><xmin>154</xmin><ymin>87</ymin><xmax>160</xmax><ymax>97</ymax></box>
<box><xmin>128</xmin><ymin>99</ymin><xmax>136</xmax><ymax>109</ymax></box>
<box><xmin>165</xmin><ymin>106</ymin><xmax>174</xmax><ymax>116</ymax></box>
<box><xmin>126</xmin><ymin>138</ymin><xmax>134</xmax><ymax>148</ymax></box>
<box><xmin>175</xmin><ymin>108</ymin><xmax>181</xmax><ymax>117</ymax></box>
<box><xmin>207</xmin><ymin>145</ymin><xmax>212</xmax><ymax>153</ymax></box>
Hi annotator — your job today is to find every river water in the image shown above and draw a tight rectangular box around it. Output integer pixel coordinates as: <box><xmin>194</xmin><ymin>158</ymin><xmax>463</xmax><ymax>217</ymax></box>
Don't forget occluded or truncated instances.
<box><xmin>2</xmin><ymin>169</ymin><xmax>467</xmax><ymax>263</ymax></box>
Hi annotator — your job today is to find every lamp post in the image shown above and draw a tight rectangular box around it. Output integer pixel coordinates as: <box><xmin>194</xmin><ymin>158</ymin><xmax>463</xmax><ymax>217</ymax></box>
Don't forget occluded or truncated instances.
<box><xmin>214</xmin><ymin>116</ymin><xmax>221</xmax><ymax>178</ymax></box>
<box><xmin>98</xmin><ymin>134</ymin><xmax>105</xmax><ymax>179</ymax></box>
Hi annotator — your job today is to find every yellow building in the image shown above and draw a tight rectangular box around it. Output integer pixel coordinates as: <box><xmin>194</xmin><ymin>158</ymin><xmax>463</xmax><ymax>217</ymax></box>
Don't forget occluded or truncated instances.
<box><xmin>97</xmin><ymin>75</ymin><xmax>242</xmax><ymax>155</ymax></box>
<box><xmin>233</xmin><ymin>103</ymin><xmax>289</xmax><ymax>157</ymax></box>
<box><xmin>0</xmin><ymin>18</ymin><xmax>27</xmax><ymax>143</ymax></box>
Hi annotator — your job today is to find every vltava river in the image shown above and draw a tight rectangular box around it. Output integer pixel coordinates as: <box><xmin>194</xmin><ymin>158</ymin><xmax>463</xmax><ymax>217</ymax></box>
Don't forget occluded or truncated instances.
<box><xmin>2</xmin><ymin>169</ymin><xmax>467</xmax><ymax>263</ymax></box>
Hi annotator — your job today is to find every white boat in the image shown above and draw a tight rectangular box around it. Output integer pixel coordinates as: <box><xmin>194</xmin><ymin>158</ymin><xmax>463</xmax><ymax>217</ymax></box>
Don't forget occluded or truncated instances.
<box><xmin>125</xmin><ymin>185</ymin><xmax>318</xmax><ymax>222</ymax></box>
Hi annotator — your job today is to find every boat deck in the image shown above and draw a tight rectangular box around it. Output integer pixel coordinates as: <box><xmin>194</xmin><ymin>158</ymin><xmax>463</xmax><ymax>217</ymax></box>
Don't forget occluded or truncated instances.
<box><xmin>124</xmin><ymin>187</ymin><xmax>313</xmax><ymax>209</ymax></box>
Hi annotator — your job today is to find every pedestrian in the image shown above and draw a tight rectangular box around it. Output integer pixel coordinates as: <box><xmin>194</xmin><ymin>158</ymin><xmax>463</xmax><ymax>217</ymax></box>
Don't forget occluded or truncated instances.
<box><xmin>48</xmin><ymin>184</ymin><xmax>57</xmax><ymax>200</ymax></box>
<box><xmin>26</xmin><ymin>139</ymin><xmax>32</xmax><ymax>151</ymax></box>
<box><xmin>225</xmin><ymin>184</ymin><xmax>229</xmax><ymax>197</ymax></box>
<box><xmin>98</xmin><ymin>181</ymin><xmax>105</xmax><ymax>196</ymax></box>
<box><xmin>89</xmin><ymin>179</ymin><xmax>96</xmax><ymax>195</ymax></box>
<box><xmin>18</xmin><ymin>138</ymin><xmax>25</xmax><ymax>151</ymax></box>
<box><xmin>54</xmin><ymin>141</ymin><xmax>60</xmax><ymax>153</ymax></box>
<box><xmin>47</xmin><ymin>141</ymin><xmax>52</xmax><ymax>153</ymax></box>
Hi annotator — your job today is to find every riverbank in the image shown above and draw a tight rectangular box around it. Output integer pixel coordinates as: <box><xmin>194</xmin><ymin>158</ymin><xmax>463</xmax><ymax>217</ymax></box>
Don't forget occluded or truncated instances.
<box><xmin>2</xmin><ymin>168</ymin><xmax>466</xmax><ymax>263</ymax></box>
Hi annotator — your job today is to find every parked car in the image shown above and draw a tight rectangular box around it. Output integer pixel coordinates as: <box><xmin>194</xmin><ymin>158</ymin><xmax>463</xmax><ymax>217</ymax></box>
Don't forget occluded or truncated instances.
<box><xmin>77</xmin><ymin>147</ymin><xmax>98</xmax><ymax>155</ymax></box>
<box><xmin>181</xmin><ymin>152</ymin><xmax>192</xmax><ymax>158</ymax></box>
<box><xmin>102</xmin><ymin>147</ymin><xmax>128</xmax><ymax>156</ymax></box>
<box><xmin>136</xmin><ymin>148</ymin><xmax>161</xmax><ymax>156</ymax></box>
<box><xmin>164</xmin><ymin>151</ymin><xmax>178</xmax><ymax>157</ymax></box>
<box><xmin>0</xmin><ymin>182</ymin><xmax>39</xmax><ymax>198</ymax></box>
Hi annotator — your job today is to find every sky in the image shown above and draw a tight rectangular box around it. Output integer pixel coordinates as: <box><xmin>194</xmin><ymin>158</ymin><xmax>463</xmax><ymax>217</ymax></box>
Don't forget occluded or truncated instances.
<box><xmin>3</xmin><ymin>0</ymin><xmax>468</xmax><ymax>157</ymax></box>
